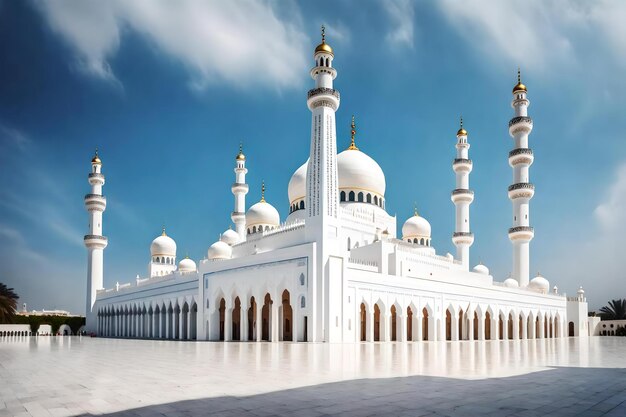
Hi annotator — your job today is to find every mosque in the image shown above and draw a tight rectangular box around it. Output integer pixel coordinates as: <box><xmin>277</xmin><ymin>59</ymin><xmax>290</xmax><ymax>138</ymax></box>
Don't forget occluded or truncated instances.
<box><xmin>85</xmin><ymin>29</ymin><xmax>590</xmax><ymax>343</ymax></box>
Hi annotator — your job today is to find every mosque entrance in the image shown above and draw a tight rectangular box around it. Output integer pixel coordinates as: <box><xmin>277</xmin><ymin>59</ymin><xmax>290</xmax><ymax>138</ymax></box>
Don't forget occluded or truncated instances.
<box><xmin>219</xmin><ymin>298</ymin><xmax>225</xmax><ymax>341</ymax></box>
<box><xmin>262</xmin><ymin>293</ymin><xmax>272</xmax><ymax>341</ymax></box>
<box><xmin>422</xmin><ymin>308</ymin><xmax>429</xmax><ymax>341</ymax></box>
<box><xmin>485</xmin><ymin>311</ymin><xmax>491</xmax><ymax>340</ymax></box>
<box><xmin>360</xmin><ymin>303</ymin><xmax>366</xmax><ymax>341</ymax></box>
<box><xmin>473</xmin><ymin>312</ymin><xmax>479</xmax><ymax>340</ymax></box>
<box><xmin>445</xmin><ymin>310</ymin><xmax>452</xmax><ymax>341</ymax></box>
<box><xmin>568</xmin><ymin>321</ymin><xmax>574</xmax><ymax>337</ymax></box>
<box><xmin>407</xmin><ymin>307</ymin><xmax>413</xmax><ymax>341</ymax></box>
<box><xmin>232</xmin><ymin>297</ymin><xmax>241</xmax><ymax>341</ymax></box>
<box><xmin>248</xmin><ymin>296</ymin><xmax>257</xmax><ymax>341</ymax></box>
<box><xmin>390</xmin><ymin>305</ymin><xmax>397</xmax><ymax>341</ymax></box>
<box><xmin>281</xmin><ymin>290</ymin><xmax>292</xmax><ymax>341</ymax></box>
<box><xmin>373</xmin><ymin>304</ymin><xmax>381</xmax><ymax>341</ymax></box>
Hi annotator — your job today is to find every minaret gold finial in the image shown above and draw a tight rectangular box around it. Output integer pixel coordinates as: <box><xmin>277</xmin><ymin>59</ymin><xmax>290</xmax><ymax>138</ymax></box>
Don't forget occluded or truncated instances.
<box><xmin>513</xmin><ymin>67</ymin><xmax>527</xmax><ymax>93</ymax></box>
<box><xmin>321</xmin><ymin>25</ymin><xmax>326</xmax><ymax>44</ymax></box>
<box><xmin>260</xmin><ymin>181</ymin><xmax>266</xmax><ymax>203</ymax></box>
<box><xmin>91</xmin><ymin>147</ymin><xmax>102</xmax><ymax>164</ymax></box>
<box><xmin>236</xmin><ymin>142</ymin><xmax>245</xmax><ymax>160</ymax></box>
<box><xmin>457</xmin><ymin>115</ymin><xmax>467</xmax><ymax>136</ymax></box>
<box><xmin>348</xmin><ymin>115</ymin><xmax>359</xmax><ymax>150</ymax></box>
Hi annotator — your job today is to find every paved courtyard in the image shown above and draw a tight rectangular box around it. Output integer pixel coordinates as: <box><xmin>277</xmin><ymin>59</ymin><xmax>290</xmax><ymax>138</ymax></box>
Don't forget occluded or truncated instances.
<box><xmin>1</xmin><ymin>337</ymin><xmax>625</xmax><ymax>417</ymax></box>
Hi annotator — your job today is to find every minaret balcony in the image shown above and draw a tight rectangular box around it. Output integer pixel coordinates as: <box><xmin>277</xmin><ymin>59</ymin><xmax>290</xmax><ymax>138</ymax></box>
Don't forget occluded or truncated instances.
<box><xmin>84</xmin><ymin>234</ymin><xmax>108</xmax><ymax>249</ymax></box>
<box><xmin>508</xmin><ymin>148</ymin><xmax>534</xmax><ymax>167</ymax></box>
<box><xmin>507</xmin><ymin>183</ymin><xmax>535</xmax><ymax>200</ymax></box>
<box><xmin>307</xmin><ymin>87</ymin><xmax>340</xmax><ymax>111</ymax></box>
<box><xmin>508</xmin><ymin>226</ymin><xmax>534</xmax><ymax>241</ymax></box>
<box><xmin>508</xmin><ymin>116</ymin><xmax>533</xmax><ymax>136</ymax></box>
<box><xmin>231</xmin><ymin>183</ymin><xmax>249</xmax><ymax>194</ymax></box>
<box><xmin>451</xmin><ymin>189</ymin><xmax>474</xmax><ymax>203</ymax></box>
<box><xmin>452</xmin><ymin>231</ymin><xmax>474</xmax><ymax>245</ymax></box>
<box><xmin>88</xmin><ymin>172</ymin><xmax>105</xmax><ymax>186</ymax></box>
<box><xmin>84</xmin><ymin>194</ymin><xmax>107</xmax><ymax>211</ymax></box>
<box><xmin>452</xmin><ymin>158</ymin><xmax>472</xmax><ymax>173</ymax></box>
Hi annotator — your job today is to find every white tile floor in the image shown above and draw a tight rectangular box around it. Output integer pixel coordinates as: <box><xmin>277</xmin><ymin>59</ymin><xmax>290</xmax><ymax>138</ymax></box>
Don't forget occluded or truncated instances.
<box><xmin>1</xmin><ymin>337</ymin><xmax>625</xmax><ymax>416</ymax></box>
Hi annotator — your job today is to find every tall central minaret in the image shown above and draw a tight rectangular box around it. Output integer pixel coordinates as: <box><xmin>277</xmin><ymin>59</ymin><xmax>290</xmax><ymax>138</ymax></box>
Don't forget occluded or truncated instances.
<box><xmin>508</xmin><ymin>70</ymin><xmax>535</xmax><ymax>287</ymax></box>
<box><xmin>451</xmin><ymin>118</ymin><xmax>474</xmax><ymax>270</ymax></box>
<box><xmin>84</xmin><ymin>150</ymin><xmax>108</xmax><ymax>332</ymax></box>
<box><xmin>305</xmin><ymin>26</ymin><xmax>341</xmax><ymax>342</ymax></box>
<box><xmin>231</xmin><ymin>144</ymin><xmax>248</xmax><ymax>241</ymax></box>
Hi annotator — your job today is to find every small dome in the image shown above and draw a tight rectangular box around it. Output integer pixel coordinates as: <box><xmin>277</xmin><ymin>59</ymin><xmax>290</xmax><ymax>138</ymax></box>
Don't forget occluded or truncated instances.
<box><xmin>208</xmin><ymin>240</ymin><xmax>232</xmax><ymax>261</ymax></box>
<box><xmin>577</xmin><ymin>286</ymin><xmax>585</xmax><ymax>294</ymax></box>
<box><xmin>246</xmin><ymin>201</ymin><xmax>280</xmax><ymax>229</ymax></box>
<box><xmin>337</xmin><ymin>148</ymin><xmax>386</xmax><ymax>198</ymax></box>
<box><xmin>504</xmin><ymin>277</ymin><xmax>519</xmax><ymax>288</ymax></box>
<box><xmin>91</xmin><ymin>150</ymin><xmax>101</xmax><ymax>165</ymax></box>
<box><xmin>402</xmin><ymin>213</ymin><xmax>431</xmax><ymax>239</ymax></box>
<box><xmin>529</xmin><ymin>274</ymin><xmax>550</xmax><ymax>293</ymax></box>
<box><xmin>288</xmin><ymin>160</ymin><xmax>308</xmax><ymax>205</ymax></box>
<box><xmin>178</xmin><ymin>257</ymin><xmax>196</xmax><ymax>272</ymax></box>
<box><xmin>472</xmin><ymin>264</ymin><xmax>489</xmax><ymax>275</ymax></box>
<box><xmin>513</xmin><ymin>82</ymin><xmax>527</xmax><ymax>94</ymax></box>
<box><xmin>221</xmin><ymin>228</ymin><xmax>240</xmax><ymax>245</ymax></box>
<box><xmin>150</xmin><ymin>229</ymin><xmax>176</xmax><ymax>257</ymax></box>
<box><xmin>457</xmin><ymin>127</ymin><xmax>467</xmax><ymax>137</ymax></box>
<box><xmin>315</xmin><ymin>42</ymin><xmax>333</xmax><ymax>56</ymax></box>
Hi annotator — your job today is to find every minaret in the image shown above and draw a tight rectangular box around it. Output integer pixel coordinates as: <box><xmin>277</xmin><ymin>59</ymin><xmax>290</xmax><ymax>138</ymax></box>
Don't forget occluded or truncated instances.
<box><xmin>231</xmin><ymin>143</ymin><xmax>248</xmax><ymax>241</ymax></box>
<box><xmin>508</xmin><ymin>69</ymin><xmax>535</xmax><ymax>287</ymax></box>
<box><xmin>451</xmin><ymin>117</ymin><xmax>474</xmax><ymax>270</ymax></box>
<box><xmin>84</xmin><ymin>149</ymin><xmax>108</xmax><ymax>332</ymax></box>
<box><xmin>305</xmin><ymin>26</ymin><xmax>341</xmax><ymax>342</ymax></box>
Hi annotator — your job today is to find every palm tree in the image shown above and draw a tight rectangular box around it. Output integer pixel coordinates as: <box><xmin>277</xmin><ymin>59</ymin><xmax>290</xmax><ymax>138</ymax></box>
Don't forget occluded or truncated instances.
<box><xmin>600</xmin><ymin>299</ymin><xmax>626</xmax><ymax>320</ymax></box>
<box><xmin>0</xmin><ymin>283</ymin><xmax>19</xmax><ymax>324</ymax></box>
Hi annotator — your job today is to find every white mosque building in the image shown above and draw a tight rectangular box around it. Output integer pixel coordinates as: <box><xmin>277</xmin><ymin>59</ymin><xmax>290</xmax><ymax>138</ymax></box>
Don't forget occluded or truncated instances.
<box><xmin>86</xmin><ymin>29</ymin><xmax>590</xmax><ymax>343</ymax></box>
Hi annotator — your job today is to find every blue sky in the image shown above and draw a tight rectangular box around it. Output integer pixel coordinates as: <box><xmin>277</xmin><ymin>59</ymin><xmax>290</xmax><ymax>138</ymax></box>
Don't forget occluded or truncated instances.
<box><xmin>1</xmin><ymin>0</ymin><xmax>625</xmax><ymax>313</ymax></box>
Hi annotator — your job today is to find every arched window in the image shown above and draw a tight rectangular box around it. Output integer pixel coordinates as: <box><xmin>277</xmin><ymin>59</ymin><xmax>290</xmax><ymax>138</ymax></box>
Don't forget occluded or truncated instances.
<box><xmin>252</xmin><ymin>226</ymin><xmax>257</xmax><ymax>233</ymax></box>
<box><xmin>340</xmin><ymin>191</ymin><xmax>346</xmax><ymax>201</ymax></box>
<box><xmin>413</xmin><ymin>238</ymin><xmax>417</xmax><ymax>244</ymax></box>
<box><xmin>366</xmin><ymin>194</ymin><xmax>372</xmax><ymax>203</ymax></box>
<box><xmin>247</xmin><ymin>228</ymin><xmax>250</xmax><ymax>235</ymax></box>
<box><xmin>420</xmin><ymin>238</ymin><xmax>424</xmax><ymax>245</ymax></box>
<box><xmin>299</xmin><ymin>273</ymin><xmax>305</xmax><ymax>285</ymax></box>
<box><xmin>265</xmin><ymin>225</ymin><xmax>270</xmax><ymax>231</ymax></box>
<box><xmin>349</xmin><ymin>191</ymin><xmax>355</xmax><ymax>201</ymax></box>
<box><xmin>301</xmin><ymin>297</ymin><xmax>306</xmax><ymax>308</ymax></box>
<box><xmin>358</xmin><ymin>192</ymin><xmax>364</xmax><ymax>202</ymax></box>
<box><xmin>374</xmin><ymin>195</ymin><xmax>378</xmax><ymax>205</ymax></box>
<box><xmin>156</xmin><ymin>257</ymin><xmax>160</xmax><ymax>263</ymax></box>
<box><xmin>299</xmin><ymin>200</ymin><xmax>304</xmax><ymax>209</ymax></box>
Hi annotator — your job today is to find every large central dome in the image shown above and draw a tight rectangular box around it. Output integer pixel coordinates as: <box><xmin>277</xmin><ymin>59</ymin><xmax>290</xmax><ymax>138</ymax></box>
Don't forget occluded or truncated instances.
<box><xmin>288</xmin><ymin>149</ymin><xmax>386</xmax><ymax>208</ymax></box>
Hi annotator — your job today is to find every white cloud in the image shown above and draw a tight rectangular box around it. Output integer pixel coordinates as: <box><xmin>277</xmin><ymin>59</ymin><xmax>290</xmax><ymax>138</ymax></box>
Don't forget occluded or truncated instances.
<box><xmin>0</xmin><ymin>224</ymin><xmax>48</xmax><ymax>263</ymax></box>
<box><xmin>436</xmin><ymin>0</ymin><xmax>626</xmax><ymax>72</ymax></box>
<box><xmin>383</xmin><ymin>0</ymin><xmax>415</xmax><ymax>49</ymax></box>
<box><xmin>594</xmin><ymin>163</ymin><xmax>626</xmax><ymax>231</ymax></box>
<box><xmin>0</xmin><ymin>124</ymin><xmax>31</xmax><ymax>151</ymax></box>
<box><xmin>33</xmin><ymin>0</ymin><xmax>309</xmax><ymax>90</ymax></box>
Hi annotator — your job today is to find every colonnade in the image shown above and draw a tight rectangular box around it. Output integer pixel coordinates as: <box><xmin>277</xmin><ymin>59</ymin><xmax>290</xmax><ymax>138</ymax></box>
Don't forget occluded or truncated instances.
<box><xmin>96</xmin><ymin>300</ymin><xmax>198</xmax><ymax>340</ymax></box>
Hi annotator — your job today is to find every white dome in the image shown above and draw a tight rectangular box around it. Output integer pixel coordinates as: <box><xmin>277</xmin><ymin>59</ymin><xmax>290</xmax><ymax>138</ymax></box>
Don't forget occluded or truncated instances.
<box><xmin>178</xmin><ymin>257</ymin><xmax>196</xmax><ymax>272</ymax></box>
<box><xmin>208</xmin><ymin>240</ymin><xmax>232</xmax><ymax>260</ymax></box>
<box><xmin>577</xmin><ymin>286</ymin><xmax>585</xmax><ymax>294</ymax></box>
<box><xmin>472</xmin><ymin>264</ymin><xmax>490</xmax><ymax>275</ymax></box>
<box><xmin>504</xmin><ymin>277</ymin><xmax>519</xmax><ymax>288</ymax></box>
<box><xmin>220</xmin><ymin>229</ymin><xmax>240</xmax><ymax>245</ymax></box>
<box><xmin>246</xmin><ymin>201</ymin><xmax>280</xmax><ymax>229</ymax></box>
<box><xmin>529</xmin><ymin>274</ymin><xmax>550</xmax><ymax>292</ymax></box>
<box><xmin>288</xmin><ymin>160</ymin><xmax>308</xmax><ymax>205</ymax></box>
<box><xmin>402</xmin><ymin>214</ymin><xmax>431</xmax><ymax>239</ymax></box>
<box><xmin>150</xmin><ymin>231</ymin><xmax>176</xmax><ymax>256</ymax></box>
<box><xmin>337</xmin><ymin>149</ymin><xmax>386</xmax><ymax>197</ymax></box>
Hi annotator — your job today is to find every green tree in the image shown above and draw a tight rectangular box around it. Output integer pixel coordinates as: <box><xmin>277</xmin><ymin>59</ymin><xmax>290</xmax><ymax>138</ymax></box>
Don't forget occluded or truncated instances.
<box><xmin>600</xmin><ymin>299</ymin><xmax>626</xmax><ymax>320</ymax></box>
<box><xmin>0</xmin><ymin>282</ymin><xmax>19</xmax><ymax>324</ymax></box>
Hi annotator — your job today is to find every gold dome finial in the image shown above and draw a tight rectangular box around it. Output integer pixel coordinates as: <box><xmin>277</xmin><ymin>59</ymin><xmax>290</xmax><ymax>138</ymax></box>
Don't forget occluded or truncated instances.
<box><xmin>162</xmin><ymin>226</ymin><xmax>167</xmax><ymax>236</ymax></box>
<box><xmin>413</xmin><ymin>202</ymin><xmax>419</xmax><ymax>217</ymax></box>
<box><xmin>456</xmin><ymin>115</ymin><xmax>467</xmax><ymax>136</ymax></box>
<box><xmin>91</xmin><ymin>147</ymin><xmax>102</xmax><ymax>165</ymax></box>
<box><xmin>513</xmin><ymin>67</ymin><xmax>527</xmax><ymax>93</ymax></box>
<box><xmin>315</xmin><ymin>24</ymin><xmax>334</xmax><ymax>56</ymax></box>
<box><xmin>348</xmin><ymin>115</ymin><xmax>359</xmax><ymax>150</ymax></box>
<box><xmin>236</xmin><ymin>142</ymin><xmax>246</xmax><ymax>160</ymax></box>
<box><xmin>260</xmin><ymin>181</ymin><xmax>266</xmax><ymax>203</ymax></box>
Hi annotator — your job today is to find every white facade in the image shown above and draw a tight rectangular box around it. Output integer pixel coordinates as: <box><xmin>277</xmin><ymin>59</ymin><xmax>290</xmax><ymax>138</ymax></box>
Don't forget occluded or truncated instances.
<box><xmin>87</xmin><ymin>30</ymin><xmax>589</xmax><ymax>343</ymax></box>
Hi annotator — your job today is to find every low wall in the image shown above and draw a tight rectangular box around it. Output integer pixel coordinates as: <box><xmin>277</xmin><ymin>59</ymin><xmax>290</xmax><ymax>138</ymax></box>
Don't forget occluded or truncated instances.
<box><xmin>0</xmin><ymin>323</ymin><xmax>53</xmax><ymax>336</ymax></box>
